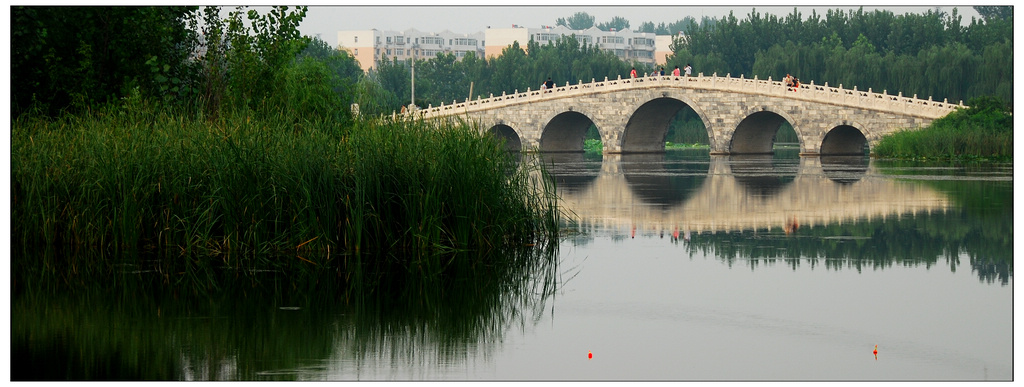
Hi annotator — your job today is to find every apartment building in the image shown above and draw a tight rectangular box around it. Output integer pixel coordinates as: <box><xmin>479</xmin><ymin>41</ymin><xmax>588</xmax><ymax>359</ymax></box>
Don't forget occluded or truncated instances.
<box><xmin>483</xmin><ymin>25</ymin><xmax>659</xmax><ymax>66</ymax></box>
<box><xmin>337</xmin><ymin>28</ymin><xmax>485</xmax><ymax>72</ymax></box>
<box><xmin>337</xmin><ymin>25</ymin><xmax>672</xmax><ymax>72</ymax></box>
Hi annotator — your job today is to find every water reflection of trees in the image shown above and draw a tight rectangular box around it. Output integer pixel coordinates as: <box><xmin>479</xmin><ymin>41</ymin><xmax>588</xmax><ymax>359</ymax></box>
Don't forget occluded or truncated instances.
<box><xmin>11</xmin><ymin>246</ymin><xmax>561</xmax><ymax>380</ymax></box>
<box><xmin>682</xmin><ymin>208</ymin><xmax>1012</xmax><ymax>285</ymax></box>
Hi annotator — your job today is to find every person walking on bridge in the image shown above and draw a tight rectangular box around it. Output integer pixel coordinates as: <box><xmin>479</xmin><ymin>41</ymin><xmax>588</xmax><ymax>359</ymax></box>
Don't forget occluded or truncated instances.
<box><xmin>545</xmin><ymin>77</ymin><xmax>554</xmax><ymax>91</ymax></box>
<box><xmin>630</xmin><ymin>67</ymin><xmax>637</xmax><ymax>78</ymax></box>
<box><xmin>672</xmin><ymin>66</ymin><xmax>680</xmax><ymax>77</ymax></box>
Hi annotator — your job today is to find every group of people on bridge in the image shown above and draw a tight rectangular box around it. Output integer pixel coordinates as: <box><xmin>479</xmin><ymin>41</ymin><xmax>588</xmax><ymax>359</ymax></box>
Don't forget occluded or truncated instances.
<box><xmin>539</xmin><ymin>77</ymin><xmax>555</xmax><ymax>92</ymax></box>
<box><xmin>541</xmin><ymin>62</ymin><xmax>700</xmax><ymax>93</ymax></box>
<box><xmin>630</xmin><ymin>63</ymin><xmax>692</xmax><ymax>78</ymax></box>
<box><xmin>784</xmin><ymin>73</ymin><xmax>801</xmax><ymax>91</ymax></box>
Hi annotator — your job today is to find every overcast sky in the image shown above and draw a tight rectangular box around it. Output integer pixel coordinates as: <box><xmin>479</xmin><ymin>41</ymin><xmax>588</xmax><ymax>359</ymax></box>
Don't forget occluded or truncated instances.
<box><xmin>285</xmin><ymin>3</ymin><xmax>988</xmax><ymax>48</ymax></box>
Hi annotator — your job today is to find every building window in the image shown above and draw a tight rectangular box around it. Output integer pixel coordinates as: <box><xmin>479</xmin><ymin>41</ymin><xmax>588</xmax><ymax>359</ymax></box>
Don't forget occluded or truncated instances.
<box><xmin>354</xmin><ymin>48</ymin><xmax>358</xmax><ymax>55</ymax></box>
<box><xmin>602</xmin><ymin>36</ymin><xmax>624</xmax><ymax>44</ymax></box>
<box><xmin>571</xmin><ymin>34</ymin><xmax>592</xmax><ymax>45</ymax></box>
<box><xmin>534</xmin><ymin>33</ymin><xmax>559</xmax><ymax>42</ymax></box>
<box><xmin>354</xmin><ymin>36</ymin><xmax>358</xmax><ymax>43</ymax></box>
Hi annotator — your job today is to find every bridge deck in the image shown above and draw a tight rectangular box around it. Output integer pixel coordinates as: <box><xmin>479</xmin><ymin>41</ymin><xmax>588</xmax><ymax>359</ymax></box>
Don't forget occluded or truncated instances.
<box><xmin>417</xmin><ymin>74</ymin><xmax>962</xmax><ymax>120</ymax></box>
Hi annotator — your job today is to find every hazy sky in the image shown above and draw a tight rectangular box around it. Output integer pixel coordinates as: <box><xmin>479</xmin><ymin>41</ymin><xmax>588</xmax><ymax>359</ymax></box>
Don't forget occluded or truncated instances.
<box><xmin>286</xmin><ymin>3</ymin><xmax>988</xmax><ymax>48</ymax></box>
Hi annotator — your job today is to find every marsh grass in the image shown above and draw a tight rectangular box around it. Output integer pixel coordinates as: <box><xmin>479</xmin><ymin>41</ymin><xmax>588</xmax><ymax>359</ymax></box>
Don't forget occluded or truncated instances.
<box><xmin>12</xmin><ymin>103</ymin><xmax>561</xmax><ymax>290</ymax></box>
<box><xmin>873</xmin><ymin>97</ymin><xmax>1012</xmax><ymax>161</ymax></box>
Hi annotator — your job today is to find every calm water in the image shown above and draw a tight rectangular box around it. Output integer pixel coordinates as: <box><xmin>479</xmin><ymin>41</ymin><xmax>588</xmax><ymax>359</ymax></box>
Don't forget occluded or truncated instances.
<box><xmin>11</xmin><ymin>149</ymin><xmax>1013</xmax><ymax>381</ymax></box>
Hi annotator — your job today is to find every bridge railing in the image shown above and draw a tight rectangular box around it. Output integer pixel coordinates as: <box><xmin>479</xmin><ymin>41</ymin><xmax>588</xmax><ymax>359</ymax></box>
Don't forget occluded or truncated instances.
<box><xmin>411</xmin><ymin>73</ymin><xmax>965</xmax><ymax>120</ymax></box>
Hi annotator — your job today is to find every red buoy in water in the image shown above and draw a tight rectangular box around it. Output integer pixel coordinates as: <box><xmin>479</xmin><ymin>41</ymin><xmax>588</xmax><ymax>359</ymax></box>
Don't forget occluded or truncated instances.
<box><xmin>588</xmin><ymin>351</ymin><xmax>593</xmax><ymax>359</ymax></box>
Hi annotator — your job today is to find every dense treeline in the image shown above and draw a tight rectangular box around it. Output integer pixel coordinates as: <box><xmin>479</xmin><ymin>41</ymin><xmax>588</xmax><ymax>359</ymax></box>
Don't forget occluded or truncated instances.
<box><xmin>11</xmin><ymin>6</ymin><xmax>393</xmax><ymax>120</ymax></box>
<box><xmin>664</xmin><ymin>6</ymin><xmax>1012</xmax><ymax>105</ymax></box>
<box><xmin>372</xmin><ymin>37</ymin><xmax>637</xmax><ymax>110</ymax></box>
<box><xmin>365</xmin><ymin>7</ymin><xmax>1010</xmax><ymax>115</ymax></box>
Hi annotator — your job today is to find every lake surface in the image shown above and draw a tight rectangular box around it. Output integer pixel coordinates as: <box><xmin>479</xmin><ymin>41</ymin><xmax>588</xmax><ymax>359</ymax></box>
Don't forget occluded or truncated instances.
<box><xmin>10</xmin><ymin>149</ymin><xmax>1013</xmax><ymax>381</ymax></box>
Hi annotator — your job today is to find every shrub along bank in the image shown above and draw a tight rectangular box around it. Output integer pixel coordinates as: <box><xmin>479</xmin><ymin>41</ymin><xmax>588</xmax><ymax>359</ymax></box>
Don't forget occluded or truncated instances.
<box><xmin>873</xmin><ymin>96</ymin><xmax>1012</xmax><ymax>161</ymax></box>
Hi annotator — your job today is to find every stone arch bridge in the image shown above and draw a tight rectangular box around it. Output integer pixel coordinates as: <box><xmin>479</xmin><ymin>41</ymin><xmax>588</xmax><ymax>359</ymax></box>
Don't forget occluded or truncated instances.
<box><xmin>414</xmin><ymin>73</ymin><xmax>964</xmax><ymax>156</ymax></box>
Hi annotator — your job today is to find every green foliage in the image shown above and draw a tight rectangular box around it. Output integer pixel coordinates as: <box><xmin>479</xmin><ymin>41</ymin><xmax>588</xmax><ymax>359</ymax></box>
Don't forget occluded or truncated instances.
<box><xmin>379</xmin><ymin>35</ymin><xmax>635</xmax><ymax>109</ymax></box>
<box><xmin>974</xmin><ymin>6</ymin><xmax>1013</xmax><ymax>22</ymax></box>
<box><xmin>556</xmin><ymin>12</ymin><xmax>595</xmax><ymax>30</ymax></box>
<box><xmin>202</xmin><ymin>6</ymin><xmax>312</xmax><ymax>114</ymax></box>
<box><xmin>596</xmin><ymin>16</ymin><xmax>630</xmax><ymax>31</ymax></box>
<box><xmin>11</xmin><ymin>107</ymin><xmax>560</xmax><ymax>260</ymax></box>
<box><xmin>11</xmin><ymin>6</ymin><xmax>370</xmax><ymax>123</ymax></box>
<box><xmin>9</xmin><ymin>6</ymin><xmax>562</xmax><ymax>296</ymax></box>
<box><xmin>671</xmin><ymin>6</ymin><xmax>1012</xmax><ymax>104</ymax></box>
<box><xmin>873</xmin><ymin>96</ymin><xmax>1012</xmax><ymax>160</ymax></box>
<box><xmin>11</xmin><ymin>6</ymin><xmax>201</xmax><ymax>117</ymax></box>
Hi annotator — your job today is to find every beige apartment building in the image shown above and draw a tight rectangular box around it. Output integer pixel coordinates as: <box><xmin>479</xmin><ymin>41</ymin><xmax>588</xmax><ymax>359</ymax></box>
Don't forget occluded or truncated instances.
<box><xmin>337</xmin><ymin>28</ymin><xmax>486</xmax><ymax>72</ymax></box>
<box><xmin>337</xmin><ymin>25</ymin><xmax>677</xmax><ymax>72</ymax></box>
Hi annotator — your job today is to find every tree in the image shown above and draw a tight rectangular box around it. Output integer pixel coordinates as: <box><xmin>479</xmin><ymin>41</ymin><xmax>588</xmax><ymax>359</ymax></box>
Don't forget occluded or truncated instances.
<box><xmin>556</xmin><ymin>12</ymin><xmax>595</xmax><ymax>30</ymax></box>
<box><xmin>296</xmin><ymin>37</ymin><xmax>363</xmax><ymax>93</ymax></box>
<box><xmin>488</xmin><ymin>41</ymin><xmax>531</xmax><ymax>96</ymax></box>
<box><xmin>373</xmin><ymin>56</ymin><xmax>411</xmax><ymax>107</ymax></box>
<box><xmin>11</xmin><ymin>6</ymin><xmax>201</xmax><ymax>117</ymax></box>
<box><xmin>973</xmin><ymin>6</ymin><xmax>1012</xmax><ymax>22</ymax></box>
<box><xmin>596</xmin><ymin>16</ymin><xmax>630</xmax><ymax>31</ymax></box>
<box><xmin>192</xmin><ymin>6</ymin><xmax>312</xmax><ymax>117</ymax></box>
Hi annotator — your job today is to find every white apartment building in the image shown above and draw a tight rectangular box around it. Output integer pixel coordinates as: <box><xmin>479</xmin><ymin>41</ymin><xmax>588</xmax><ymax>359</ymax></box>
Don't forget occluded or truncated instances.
<box><xmin>337</xmin><ymin>25</ymin><xmax>673</xmax><ymax>72</ymax></box>
<box><xmin>337</xmin><ymin>28</ymin><xmax>485</xmax><ymax>72</ymax></box>
<box><xmin>484</xmin><ymin>25</ymin><xmax>660</xmax><ymax>67</ymax></box>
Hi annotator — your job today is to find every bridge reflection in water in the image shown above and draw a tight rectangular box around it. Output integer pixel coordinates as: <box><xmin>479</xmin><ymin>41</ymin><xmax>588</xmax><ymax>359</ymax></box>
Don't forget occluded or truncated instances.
<box><xmin>542</xmin><ymin>153</ymin><xmax>950</xmax><ymax>236</ymax></box>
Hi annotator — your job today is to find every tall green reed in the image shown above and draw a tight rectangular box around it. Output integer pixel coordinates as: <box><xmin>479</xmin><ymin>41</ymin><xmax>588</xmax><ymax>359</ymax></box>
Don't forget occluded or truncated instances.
<box><xmin>12</xmin><ymin>102</ymin><xmax>561</xmax><ymax>289</ymax></box>
<box><xmin>873</xmin><ymin>97</ymin><xmax>1012</xmax><ymax>160</ymax></box>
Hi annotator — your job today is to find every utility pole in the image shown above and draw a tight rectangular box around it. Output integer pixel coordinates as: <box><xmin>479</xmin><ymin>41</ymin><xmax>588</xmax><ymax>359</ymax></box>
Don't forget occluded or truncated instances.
<box><xmin>405</xmin><ymin>48</ymin><xmax>409</xmax><ymax>109</ymax></box>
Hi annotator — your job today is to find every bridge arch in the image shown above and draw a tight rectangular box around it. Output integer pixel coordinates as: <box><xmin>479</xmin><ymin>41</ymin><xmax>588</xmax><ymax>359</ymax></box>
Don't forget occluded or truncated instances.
<box><xmin>730</xmin><ymin>108</ymin><xmax>799</xmax><ymax>154</ymax></box>
<box><xmin>820</xmin><ymin>124</ymin><xmax>869</xmax><ymax>155</ymax></box>
<box><xmin>539</xmin><ymin>111</ymin><xmax>597</xmax><ymax>152</ymax></box>
<box><xmin>619</xmin><ymin>93</ymin><xmax>712</xmax><ymax>154</ymax></box>
<box><xmin>487</xmin><ymin>124</ymin><xmax>522</xmax><ymax>152</ymax></box>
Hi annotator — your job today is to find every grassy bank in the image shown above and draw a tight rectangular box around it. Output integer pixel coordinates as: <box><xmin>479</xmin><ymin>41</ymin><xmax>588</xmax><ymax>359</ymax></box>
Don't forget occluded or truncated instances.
<box><xmin>11</xmin><ymin>103</ymin><xmax>560</xmax><ymax>289</ymax></box>
<box><xmin>873</xmin><ymin>96</ymin><xmax>1012</xmax><ymax>161</ymax></box>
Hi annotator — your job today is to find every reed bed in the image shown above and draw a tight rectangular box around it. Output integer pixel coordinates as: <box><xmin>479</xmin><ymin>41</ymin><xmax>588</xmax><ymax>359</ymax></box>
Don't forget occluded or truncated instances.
<box><xmin>873</xmin><ymin>98</ymin><xmax>1012</xmax><ymax>161</ymax></box>
<box><xmin>11</xmin><ymin>104</ymin><xmax>561</xmax><ymax>289</ymax></box>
